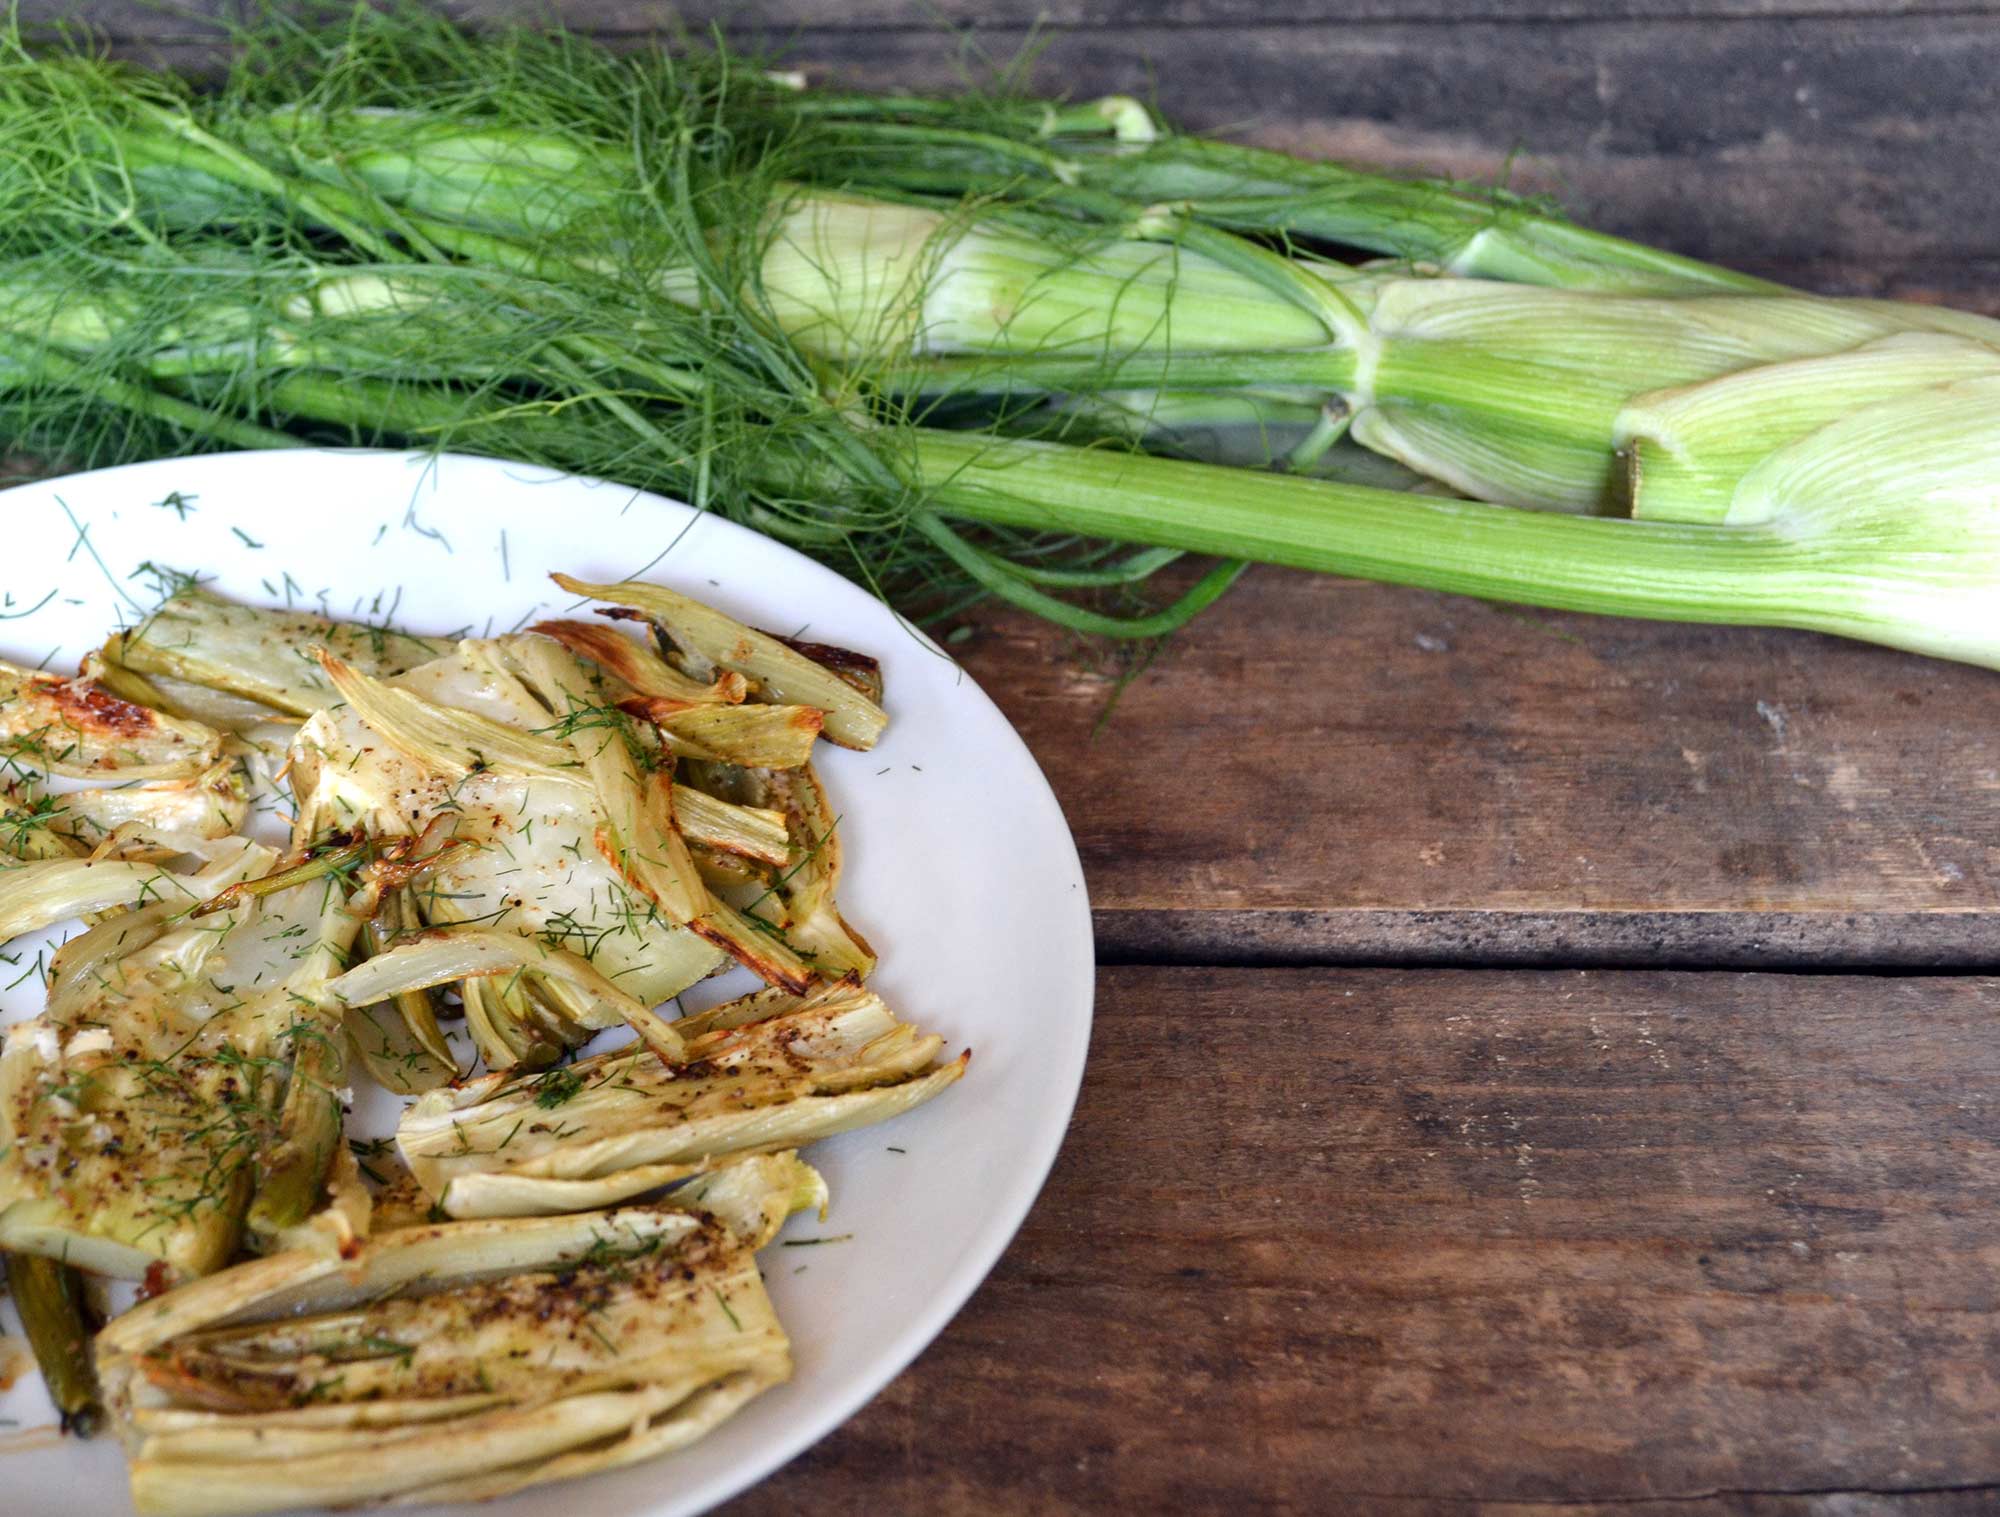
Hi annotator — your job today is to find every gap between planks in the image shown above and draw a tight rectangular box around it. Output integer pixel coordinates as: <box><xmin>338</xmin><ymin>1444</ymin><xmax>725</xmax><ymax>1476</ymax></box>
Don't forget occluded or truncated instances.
<box><xmin>1093</xmin><ymin>907</ymin><xmax>2000</xmax><ymax>973</ymax></box>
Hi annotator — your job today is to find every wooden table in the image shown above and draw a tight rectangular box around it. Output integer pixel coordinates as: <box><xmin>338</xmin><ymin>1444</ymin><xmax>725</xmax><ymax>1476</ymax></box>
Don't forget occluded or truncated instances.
<box><xmin>27</xmin><ymin>2</ymin><xmax>2000</xmax><ymax>1510</ymax></box>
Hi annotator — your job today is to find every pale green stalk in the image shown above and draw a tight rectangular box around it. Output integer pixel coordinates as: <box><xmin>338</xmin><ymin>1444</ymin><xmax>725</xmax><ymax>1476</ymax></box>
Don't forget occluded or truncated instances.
<box><xmin>1621</xmin><ymin>331</ymin><xmax>2000</xmax><ymax>523</ymax></box>
<box><xmin>1031</xmin><ymin>389</ymin><xmax>1451</xmax><ymax>492</ymax></box>
<box><xmin>784</xmin><ymin>103</ymin><xmax>1779</xmax><ymax>296</ymax></box>
<box><xmin>901</xmin><ymin>427</ymin><xmax>2000</xmax><ymax>668</ymax></box>
<box><xmin>3</xmin><ymin>1250</ymin><xmax>101</xmax><ymax>1435</ymax></box>
<box><xmin>727</xmin><ymin>190</ymin><xmax>2000</xmax><ymax>514</ymax></box>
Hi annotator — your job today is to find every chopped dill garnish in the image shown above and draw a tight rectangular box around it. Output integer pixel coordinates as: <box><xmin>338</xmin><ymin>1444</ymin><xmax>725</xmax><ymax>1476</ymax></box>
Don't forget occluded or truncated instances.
<box><xmin>0</xmin><ymin>790</ymin><xmax>68</xmax><ymax>854</ymax></box>
<box><xmin>533</xmin><ymin>1067</ymin><xmax>586</xmax><ymax>1109</ymax></box>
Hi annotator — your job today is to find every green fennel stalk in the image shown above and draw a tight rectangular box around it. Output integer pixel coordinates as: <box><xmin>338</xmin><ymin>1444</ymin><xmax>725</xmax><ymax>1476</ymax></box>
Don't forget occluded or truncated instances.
<box><xmin>780</xmin><ymin>107</ymin><xmax>1782</xmax><ymax>297</ymax></box>
<box><xmin>2</xmin><ymin>6</ymin><xmax>1997</xmax><ymax>666</ymax></box>
<box><xmin>893</xmin><ymin>428</ymin><xmax>2000</xmax><ymax>667</ymax></box>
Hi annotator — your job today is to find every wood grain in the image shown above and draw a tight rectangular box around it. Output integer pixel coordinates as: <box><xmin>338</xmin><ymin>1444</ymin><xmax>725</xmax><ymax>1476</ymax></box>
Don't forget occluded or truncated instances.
<box><xmin>13</xmin><ymin>7</ymin><xmax>2000</xmax><ymax>1516</ymax></box>
<box><xmin>718</xmin><ymin>965</ymin><xmax>2000</xmax><ymax>1515</ymax></box>
<box><xmin>953</xmin><ymin>566</ymin><xmax>2000</xmax><ymax>965</ymax></box>
<box><xmin>37</xmin><ymin>0</ymin><xmax>2000</xmax><ymax>34</ymax></box>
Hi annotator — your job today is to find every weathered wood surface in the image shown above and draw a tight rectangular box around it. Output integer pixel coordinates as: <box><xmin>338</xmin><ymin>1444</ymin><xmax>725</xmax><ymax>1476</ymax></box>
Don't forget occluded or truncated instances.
<box><xmin>28</xmin><ymin>6</ymin><xmax>2000</xmax><ymax>305</ymax></box>
<box><xmin>719</xmin><ymin>966</ymin><xmax>2000</xmax><ymax>1515</ymax></box>
<box><xmin>953</xmin><ymin>566</ymin><xmax>2000</xmax><ymax>967</ymax></box>
<box><xmin>40</xmin><ymin>0</ymin><xmax>2000</xmax><ymax>26</ymax></box>
<box><xmin>15</xmin><ymin>4</ymin><xmax>2000</xmax><ymax>1515</ymax></box>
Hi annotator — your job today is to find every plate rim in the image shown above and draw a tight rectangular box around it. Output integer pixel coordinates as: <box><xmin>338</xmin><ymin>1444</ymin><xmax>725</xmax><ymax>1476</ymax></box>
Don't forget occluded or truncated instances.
<box><xmin>0</xmin><ymin>446</ymin><xmax>1097</xmax><ymax>1517</ymax></box>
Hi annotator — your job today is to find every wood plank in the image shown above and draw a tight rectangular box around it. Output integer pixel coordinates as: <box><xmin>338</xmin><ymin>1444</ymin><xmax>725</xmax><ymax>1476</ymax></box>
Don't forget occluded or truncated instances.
<box><xmin>38</xmin><ymin>0</ymin><xmax>2000</xmax><ymax>37</ymax></box>
<box><xmin>718</xmin><ymin>965</ymin><xmax>2000</xmax><ymax>1514</ymax></box>
<box><xmin>951</xmin><ymin>566</ymin><xmax>2000</xmax><ymax>965</ymax></box>
<box><xmin>31</xmin><ymin>10</ymin><xmax>2000</xmax><ymax>306</ymax></box>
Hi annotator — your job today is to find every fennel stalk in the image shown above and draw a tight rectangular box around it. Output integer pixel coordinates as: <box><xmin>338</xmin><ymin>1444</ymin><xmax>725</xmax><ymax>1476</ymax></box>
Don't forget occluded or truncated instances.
<box><xmin>4</xmin><ymin>7</ymin><xmax>1998</xmax><ymax>667</ymax></box>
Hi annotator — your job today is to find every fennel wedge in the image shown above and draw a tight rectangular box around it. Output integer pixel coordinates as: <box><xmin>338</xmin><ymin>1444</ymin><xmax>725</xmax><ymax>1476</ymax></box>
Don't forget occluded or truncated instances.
<box><xmin>16</xmin><ymin>763</ymin><xmax>250</xmax><ymax>863</ymax></box>
<box><xmin>397</xmin><ymin>980</ymin><xmax>966</xmax><ymax>1217</ymax></box>
<box><xmin>551</xmin><ymin>576</ymin><xmax>890</xmax><ymax>751</ymax></box>
<box><xmin>287</xmin><ymin>638</ymin><xmax>730</xmax><ymax>1055</ymax></box>
<box><xmin>95</xmin><ymin>1153</ymin><xmax>822</xmax><ymax>1515</ymax></box>
<box><xmin>0</xmin><ymin>657</ymin><xmax>222</xmax><ymax>780</ymax></box>
<box><xmin>105</xmin><ymin>586</ymin><xmax>448</xmax><ymax>718</ymax></box>
<box><xmin>0</xmin><ymin>842</ymin><xmax>368</xmax><ymax>1280</ymax></box>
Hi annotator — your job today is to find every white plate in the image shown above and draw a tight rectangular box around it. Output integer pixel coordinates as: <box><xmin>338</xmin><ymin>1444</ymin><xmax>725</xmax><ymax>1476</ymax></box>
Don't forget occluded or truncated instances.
<box><xmin>0</xmin><ymin>450</ymin><xmax>1093</xmax><ymax>1516</ymax></box>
